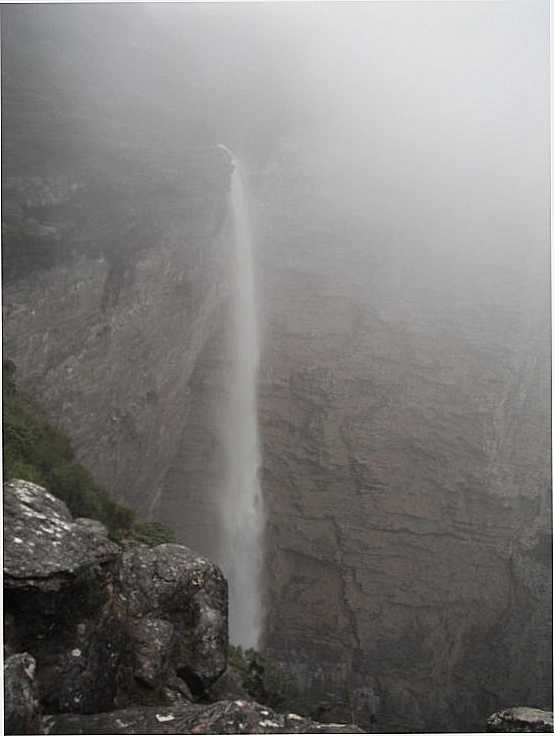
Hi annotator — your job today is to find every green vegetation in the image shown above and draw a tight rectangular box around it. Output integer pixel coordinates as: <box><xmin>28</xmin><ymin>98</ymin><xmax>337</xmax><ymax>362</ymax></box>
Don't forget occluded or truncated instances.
<box><xmin>2</xmin><ymin>359</ymin><xmax>175</xmax><ymax>545</ymax></box>
<box><xmin>227</xmin><ymin>644</ymin><xmax>299</xmax><ymax>711</ymax></box>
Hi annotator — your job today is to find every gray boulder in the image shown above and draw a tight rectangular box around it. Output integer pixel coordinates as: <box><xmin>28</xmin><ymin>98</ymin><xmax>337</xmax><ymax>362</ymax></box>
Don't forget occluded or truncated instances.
<box><xmin>4</xmin><ymin>653</ymin><xmax>42</xmax><ymax>735</ymax></box>
<box><xmin>43</xmin><ymin>699</ymin><xmax>365</xmax><ymax>734</ymax></box>
<box><xmin>114</xmin><ymin>543</ymin><xmax>228</xmax><ymax>694</ymax></box>
<box><xmin>487</xmin><ymin>707</ymin><xmax>554</xmax><ymax>732</ymax></box>
<box><xmin>4</xmin><ymin>480</ymin><xmax>119</xmax><ymax>592</ymax></box>
<box><xmin>4</xmin><ymin>480</ymin><xmax>228</xmax><ymax>714</ymax></box>
<box><xmin>4</xmin><ymin>480</ymin><xmax>128</xmax><ymax>713</ymax></box>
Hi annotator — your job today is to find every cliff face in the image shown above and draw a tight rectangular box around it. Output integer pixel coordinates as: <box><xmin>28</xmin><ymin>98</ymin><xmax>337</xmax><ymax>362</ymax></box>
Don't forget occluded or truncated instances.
<box><xmin>255</xmin><ymin>149</ymin><xmax>551</xmax><ymax>731</ymax></box>
<box><xmin>3</xmin><ymin>141</ymin><xmax>551</xmax><ymax>736</ymax></box>
<box><xmin>2</xmin><ymin>150</ymin><xmax>233</xmax><ymax>557</ymax></box>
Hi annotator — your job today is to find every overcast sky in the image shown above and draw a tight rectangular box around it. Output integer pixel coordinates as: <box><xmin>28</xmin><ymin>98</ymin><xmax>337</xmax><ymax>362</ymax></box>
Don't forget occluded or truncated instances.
<box><xmin>3</xmin><ymin>1</ymin><xmax>549</xmax><ymax>324</ymax></box>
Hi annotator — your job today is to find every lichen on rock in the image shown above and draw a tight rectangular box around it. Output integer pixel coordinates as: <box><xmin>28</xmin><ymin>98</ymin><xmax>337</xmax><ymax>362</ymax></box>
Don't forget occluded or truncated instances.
<box><xmin>487</xmin><ymin>707</ymin><xmax>554</xmax><ymax>732</ymax></box>
<box><xmin>43</xmin><ymin>699</ymin><xmax>365</xmax><ymax>734</ymax></box>
<box><xmin>4</xmin><ymin>652</ymin><xmax>42</xmax><ymax>736</ymax></box>
<box><xmin>4</xmin><ymin>479</ymin><xmax>119</xmax><ymax>591</ymax></box>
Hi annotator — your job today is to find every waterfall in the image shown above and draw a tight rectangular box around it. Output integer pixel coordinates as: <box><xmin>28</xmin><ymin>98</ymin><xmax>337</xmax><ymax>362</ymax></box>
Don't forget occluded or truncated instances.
<box><xmin>217</xmin><ymin>145</ymin><xmax>264</xmax><ymax>648</ymax></box>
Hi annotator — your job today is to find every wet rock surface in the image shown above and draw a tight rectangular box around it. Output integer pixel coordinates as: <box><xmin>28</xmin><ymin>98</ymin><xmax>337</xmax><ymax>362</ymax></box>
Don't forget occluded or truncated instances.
<box><xmin>44</xmin><ymin>699</ymin><xmax>365</xmax><ymax>734</ymax></box>
<box><xmin>4</xmin><ymin>653</ymin><xmax>42</xmax><ymax>735</ymax></box>
<box><xmin>487</xmin><ymin>707</ymin><xmax>554</xmax><ymax>732</ymax></box>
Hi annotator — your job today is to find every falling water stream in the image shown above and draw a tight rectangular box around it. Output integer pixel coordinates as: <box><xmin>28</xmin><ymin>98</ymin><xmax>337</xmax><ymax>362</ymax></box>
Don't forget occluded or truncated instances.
<box><xmin>217</xmin><ymin>145</ymin><xmax>264</xmax><ymax>648</ymax></box>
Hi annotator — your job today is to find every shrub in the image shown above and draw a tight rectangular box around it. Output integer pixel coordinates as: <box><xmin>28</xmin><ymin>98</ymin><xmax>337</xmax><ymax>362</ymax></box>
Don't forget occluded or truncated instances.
<box><xmin>227</xmin><ymin>644</ymin><xmax>298</xmax><ymax>711</ymax></box>
<box><xmin>130</xmin><ymin>521</ymin><xmax>176</xmax><ymax>546</ymax></box>
<box><xmin>2</xmin><ymin>360</ymin><xmax>172</xmax><ymax>545</ymax></box>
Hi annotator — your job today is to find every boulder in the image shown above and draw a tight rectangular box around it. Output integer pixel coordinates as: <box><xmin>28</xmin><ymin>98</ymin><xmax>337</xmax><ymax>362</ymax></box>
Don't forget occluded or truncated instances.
<box><xmin>3</xmin><ymin>480</ymin><xmax>228</xmax><ymax>714</ymax></box>
<box><xmin>113</xmin><ymin>543</ymin><xmax>228</xmax><ymax>695</ymax></box>
<box><xmin>4</xmin><ymin>480</ymin><xmax>119</xmax><ymax>592</ymax></box>
<box><xmin>4</xmin><ymin>480</ymin><xmax>128</xmax><ymax>713</ymax></box>
<box><xmin>487</xmin><ymin>707</ymin><xmax>554</xmax><ymax>732</ymax></box>
<box><xmin>4</xmin><ymin>653</ymin><xmax>42</xmax><ymax>735</ymax></box>
<box><xmin>129</xmin><ymin>617</ymin><xmax>175</xmax><ymax>688</ymax></box>
<box><xmin>43</xmin><ymin>699</ymin><xmax>365</xmax><ymax>734</ymax></box>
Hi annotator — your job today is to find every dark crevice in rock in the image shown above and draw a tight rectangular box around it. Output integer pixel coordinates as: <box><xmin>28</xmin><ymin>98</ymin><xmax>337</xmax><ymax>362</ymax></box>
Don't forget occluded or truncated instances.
<box><xmin>176</xmin><ymin>666</ymin><xmax>205</xmax><ymax>699</ymax></box>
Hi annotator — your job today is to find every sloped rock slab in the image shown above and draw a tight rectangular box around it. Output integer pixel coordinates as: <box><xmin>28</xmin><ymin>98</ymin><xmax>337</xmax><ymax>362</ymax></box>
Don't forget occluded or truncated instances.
<box><xmin>487</xmin><ymin>707</ymin><xmax>554</xmax><ymax>732</ymax></box>
<box><xmin>114</xmin><ymin>544</ymin><xmax>228</xmax><ymax>691</ymax></box>
<box><xmin>44</xmin><ymin>699</ymin><xmax>365</xmax><ymax>734</ymax></box>
<box><xmin>4</xmin><ymin>480</ymin><xmax>119</xmax><ymax>591</ymax></box>
<box><xmin>4</xmin><ymin>653</ymin><xmax>42</xmax><ymax>735</ymax></box>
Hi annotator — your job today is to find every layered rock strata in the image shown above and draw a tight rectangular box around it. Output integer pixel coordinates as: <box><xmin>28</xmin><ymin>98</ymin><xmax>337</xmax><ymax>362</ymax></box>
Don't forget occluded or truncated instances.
<box><xmin>255</xmin><ymin>150</ymin><xmax>552</xmax><ymax>731</ymax></box>
<box><xmin>2</xmin><ymin>149</ymin><xmax>233</xmax><ymax>560</ymax></box>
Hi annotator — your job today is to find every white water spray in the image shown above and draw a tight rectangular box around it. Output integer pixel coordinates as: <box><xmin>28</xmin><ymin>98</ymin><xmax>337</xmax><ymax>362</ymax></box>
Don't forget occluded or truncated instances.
<box><xmin>217</xmin><ymin>145</ymin><xmax>264</xmax><ymax>648</ymax></box>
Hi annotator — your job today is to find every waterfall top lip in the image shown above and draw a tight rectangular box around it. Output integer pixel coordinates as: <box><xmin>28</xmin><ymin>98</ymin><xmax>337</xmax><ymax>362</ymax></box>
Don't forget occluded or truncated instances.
<box><xmin>216</xmin><ymin>143</ymin><xmax>233</xmax><ymax>154</ymax></box>
<box><xmin>216</xmin><ymin>143</ymin><xmax>235</xmax><ymax>162</ymax></box>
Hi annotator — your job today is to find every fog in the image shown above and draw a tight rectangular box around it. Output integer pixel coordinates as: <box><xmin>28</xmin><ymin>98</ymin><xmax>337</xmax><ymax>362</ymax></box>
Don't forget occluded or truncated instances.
<box><xmin>2</xmin><ymin>1</ymin><xmax>550</xmax><ymax>730</ymax></box>
<box><xmin>7</xmin><ymin>0</ymin><xmax>543</xmax><ymax>307</ymax></box>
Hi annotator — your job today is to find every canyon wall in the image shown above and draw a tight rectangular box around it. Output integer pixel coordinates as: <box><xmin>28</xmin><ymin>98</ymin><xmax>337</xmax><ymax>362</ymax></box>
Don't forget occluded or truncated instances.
<box><xmin>2</xmin><ymin>148</ymin><xmax>234</xmax><ymax>565</ymax></box>
<box><xmin>256</xmin><ymin>148</ymin><xmax>551</xmax><ymax>731</ymax></box>
<box><xmin>4</xmin><ymin>145</ymin><xmax>551</xmax><ymax>731</ymax></box>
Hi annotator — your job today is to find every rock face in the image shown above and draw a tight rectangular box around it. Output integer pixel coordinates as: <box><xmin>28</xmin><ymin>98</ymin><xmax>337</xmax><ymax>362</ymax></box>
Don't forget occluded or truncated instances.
<box><xmin>44</xmin><ymin>700</ymin><xmax>364</xmax><ymax>734</ymax></box>
<box><xmin>250</xmin><ymin>147</ymin><xmax>552</xmax><ymax>731</ymax></box>
<box><xmin>487</xmin><ymin>707</ymin><xmax>554</xmax><ymax>732</ymax></box>
<box><xmin>3</xmin><ymin>479</ymin><xmax>361</xmax><ymax>735</ymax></box>
<box><xmin>2</xmin><ymin>151</ymin><xmax>232</xmax><ymax>533</ymax></box>
<box><xmin>4</xmin><ymin>479</ymin><xmax>119</xmax><ymax>591</ymax></box>
<box><xmin>114</xmin><ymin>544</ymin><xmax>228</xmax><ymax>693</ymax></box>
<box><xmin>4</xmin><ymin>653</ymin><xmax>42</xmax><ymax>735</ymax></box>
<box><xmin>3</xmin><ymin>480</ymin><xmax>228</xmax><ymax>716</ymax></box>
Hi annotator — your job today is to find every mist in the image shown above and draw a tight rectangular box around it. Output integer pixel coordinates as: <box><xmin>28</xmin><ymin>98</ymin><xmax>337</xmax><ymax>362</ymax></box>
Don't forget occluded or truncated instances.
<box><xmin>2</xmin><ymin>1</ymin><xmax>550</xmax><ymax>733</ymax></box>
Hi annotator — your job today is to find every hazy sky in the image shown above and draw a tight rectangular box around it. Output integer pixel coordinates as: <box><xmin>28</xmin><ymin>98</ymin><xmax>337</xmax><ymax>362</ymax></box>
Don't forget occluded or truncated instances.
<box><xmin>3</xmin><ymin>1</ymin><xmax>549</xmax><ymax>320</ymax></box>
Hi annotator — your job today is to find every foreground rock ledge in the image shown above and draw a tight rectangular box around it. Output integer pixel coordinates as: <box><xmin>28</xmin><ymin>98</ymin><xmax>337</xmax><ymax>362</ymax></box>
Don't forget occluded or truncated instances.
<box><xmin>4</xmin><ymin>480</ymin><xmax>361</xmax><ymax>734</ymax></box>
<box><xmin>4</xmin><ymin>479</ymin><xmax>119</xmax><ymax>591</ymax></box>
<box><xmin>44</xmin><ymin>699</ymin><xmax>365</xmax><ymax>734</ymax></box>
<box><xmin>487</xmin><ymin>707</ymin><xmax>554</xmax><ymax>732</ymax></box>
<box><xmin>3</xmin><ymin>479</ymin><xmax>227</xmax><ymax>713</ymax></box>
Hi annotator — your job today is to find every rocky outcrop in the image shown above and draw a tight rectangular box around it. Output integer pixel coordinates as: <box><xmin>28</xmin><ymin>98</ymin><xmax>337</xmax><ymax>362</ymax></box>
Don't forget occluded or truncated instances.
<box><xmin>4</xmin><ymin>479</ymin><xmax>361</xmax><ymax>734</ymax></box>
<box><xmin>487</xmin><ymin>707</ymin><xmax>554</xmax><ymax>732</ymax></box>
<box><xmin>114</xmin><ymin>543</ymin><xmax>228</xmax><ymax>693</ymax></box>
<box><xmin>4</xmin><ymin>479</ymin><xmax>119</xmax><ymax>592</ymax></box>
<box><xmin>3</xmin><ymin>480</ymin><xmax>227</xmax><ymax>716</ymax></box>
<box><xmin>44</xmin><ymin>700</ymin><xmax>364</xmax><ymax>734</ymax></box>
<box><xmin>4</xmin><ymin>653</ymin><xmax>42</xmax><ymax>735</ymax></box>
